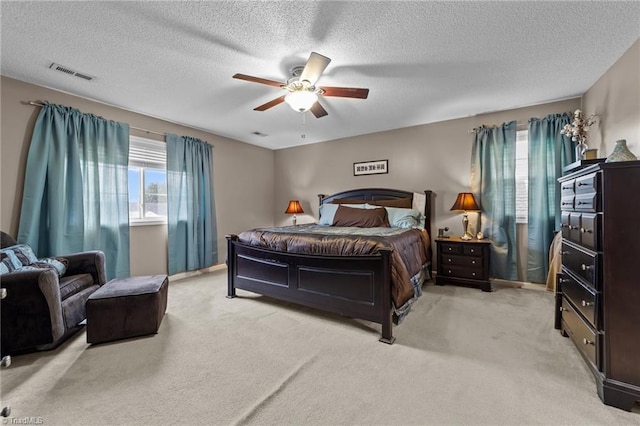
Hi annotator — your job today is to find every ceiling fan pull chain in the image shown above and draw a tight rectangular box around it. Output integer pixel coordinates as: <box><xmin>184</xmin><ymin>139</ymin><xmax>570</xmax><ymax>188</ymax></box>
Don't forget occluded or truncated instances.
<box><xmin>301</xmin><ymin>112</ymin><xmax>306</xmax><ymax>139</ymax></box>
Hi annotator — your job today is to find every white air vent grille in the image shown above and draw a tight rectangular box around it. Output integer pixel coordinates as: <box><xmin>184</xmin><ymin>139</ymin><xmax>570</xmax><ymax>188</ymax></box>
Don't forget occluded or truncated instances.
<box><xmin>49</xmin><ymin>63</ymin><xmax>95</xmax><ymax>81</ymax></box>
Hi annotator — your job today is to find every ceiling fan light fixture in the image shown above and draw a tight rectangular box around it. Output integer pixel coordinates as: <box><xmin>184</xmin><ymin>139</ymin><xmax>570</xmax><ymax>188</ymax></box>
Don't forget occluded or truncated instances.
<box><xmin>285</xmin><ymin>90</ymin><xmax>318</xmax><ymax>112</ymax></box>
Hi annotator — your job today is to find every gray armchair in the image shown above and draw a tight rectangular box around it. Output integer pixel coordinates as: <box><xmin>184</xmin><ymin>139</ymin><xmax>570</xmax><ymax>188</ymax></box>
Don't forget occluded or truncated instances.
<box><xmin>1</xmin><ymin>232</ymin><xmax>106</xmax><ymax>355</ymax></box>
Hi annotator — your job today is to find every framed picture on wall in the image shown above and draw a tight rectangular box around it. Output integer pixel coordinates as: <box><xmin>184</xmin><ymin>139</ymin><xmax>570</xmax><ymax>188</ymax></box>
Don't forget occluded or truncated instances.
<box><xmin>353</xmin><ymin>159</ymin><xmax>388</xmax><ymax>176</ymax></box>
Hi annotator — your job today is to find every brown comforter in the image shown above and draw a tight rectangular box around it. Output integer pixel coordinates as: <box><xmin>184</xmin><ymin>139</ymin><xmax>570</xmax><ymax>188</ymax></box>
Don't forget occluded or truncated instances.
<box><xmin>238</xmin><ymin>225</ymin><xmax>431</xmax><ymax>309</ymax></box>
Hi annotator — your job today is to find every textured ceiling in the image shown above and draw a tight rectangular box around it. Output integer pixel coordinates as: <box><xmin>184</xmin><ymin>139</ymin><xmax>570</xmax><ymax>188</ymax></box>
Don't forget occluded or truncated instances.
<box><xmin>1</xmin><ymin>1</ymin><xmax>639</xmax><ymax>150</ymax></box>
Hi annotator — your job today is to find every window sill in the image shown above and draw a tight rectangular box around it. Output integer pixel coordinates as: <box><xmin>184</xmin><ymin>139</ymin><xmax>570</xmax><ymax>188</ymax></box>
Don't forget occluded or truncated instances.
<box><xmin>130</xmin><ymin>220</ymin><xmax>167</xmax><ymax>227</ymax></box>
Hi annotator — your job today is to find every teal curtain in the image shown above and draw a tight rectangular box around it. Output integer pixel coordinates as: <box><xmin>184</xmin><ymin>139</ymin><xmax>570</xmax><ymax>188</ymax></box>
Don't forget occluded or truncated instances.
<box><xmin>527</xmin><ymin>113</ymin><xmax>575</xmax><ymax>283</ymax></box>
<box><xmin>470</xmin><ymin>121</ymin><xmax>517</xmax><ymax>280</ymax></box>
<box><xmin>166</xmin><ymin>134</ymin><xmax>217</xmax><ymax>275</ymax></box>
<box><xmin>17</xmin><ymin>102</ymin><xmax>130</xmax><ymax>279</ymax></box>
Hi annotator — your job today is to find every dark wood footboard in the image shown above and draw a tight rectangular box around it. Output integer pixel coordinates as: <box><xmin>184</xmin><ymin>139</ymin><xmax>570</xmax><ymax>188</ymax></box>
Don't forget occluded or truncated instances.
<box><xmin>226</xmin><ymin>235</ymin><xmax>395</xmax><ymax>343</ymax></box>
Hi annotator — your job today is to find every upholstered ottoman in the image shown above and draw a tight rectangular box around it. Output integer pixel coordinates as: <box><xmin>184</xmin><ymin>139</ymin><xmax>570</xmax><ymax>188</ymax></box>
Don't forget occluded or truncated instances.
<box><xmin>86</xmin><ymin>275</ymin><xmax>168</xmax><ymax>344</ymax></box>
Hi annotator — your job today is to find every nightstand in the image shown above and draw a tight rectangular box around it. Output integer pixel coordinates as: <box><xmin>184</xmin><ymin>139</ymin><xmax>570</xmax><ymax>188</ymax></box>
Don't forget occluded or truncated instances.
<box><xmin>435</xmin><ymin>237</ymin><xmax>491</xmax><ymax>292</ymax></box>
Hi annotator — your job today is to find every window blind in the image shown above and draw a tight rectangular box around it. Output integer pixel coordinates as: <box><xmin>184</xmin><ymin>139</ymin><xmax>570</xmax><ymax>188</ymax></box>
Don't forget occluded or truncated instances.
<box><xmin>129</xmin><ymin>136</ymin><xmax>166</xmax><ymax>169</ymax></box>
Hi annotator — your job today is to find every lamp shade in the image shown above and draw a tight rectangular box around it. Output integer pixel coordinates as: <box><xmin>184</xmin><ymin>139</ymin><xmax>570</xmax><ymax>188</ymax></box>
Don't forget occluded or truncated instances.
<box><xmin>285</xmin><ymin>91</ymin><xmax>318</xmax><ymax>112</ymax></box>
<box><xmin>285</xmin><ymin>200</ymin><xmax>304</xmax><ymax>214</ymax></box>
<box><xmin>450</xmin><ymin>192</ymin><xmax>481</xmax><ymax>212</ymax></box>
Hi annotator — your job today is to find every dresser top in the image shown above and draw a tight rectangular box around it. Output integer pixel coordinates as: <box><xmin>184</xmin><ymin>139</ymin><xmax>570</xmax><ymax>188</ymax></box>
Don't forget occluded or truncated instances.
<box><xmin>435</xmin><ymin>236</ymin><xmax>491</xmax><ymax>244</ymax></box>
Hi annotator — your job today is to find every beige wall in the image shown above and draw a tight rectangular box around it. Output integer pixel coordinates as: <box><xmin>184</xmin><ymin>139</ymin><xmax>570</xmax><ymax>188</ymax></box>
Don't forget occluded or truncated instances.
<box><xmin>582</xmin><ymin>38</ymin><xmax>640</xmax><ymax>159</ymax></box>
<box><xmin>274</xmin><ymin>98</ymin><xmax>581</xmax><ymax>242</ymax></box>
<box><xmin>0</xmin><ymin>76</ymin><xmax>274</xmax><ymax>275</ymax></box>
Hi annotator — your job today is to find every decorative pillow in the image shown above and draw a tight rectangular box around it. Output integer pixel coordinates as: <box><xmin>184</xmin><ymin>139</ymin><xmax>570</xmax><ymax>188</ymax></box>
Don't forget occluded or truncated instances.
<box><xmin>31</xmin><ymin>257</ymin><xmax>68</xmax><ymax>277</ymax></box>
<box><xmin>375</xmin><ymin>206</ymin><xmax>423</xmax><ymax>229</ymax></box>
<box><xmin>318</xmin><ymin>203</ymin><xmax>367</xmax><ymax>226</ymax></box>
<box><xmin>6</xmin><ymin>244</ymin><xmax>39</xmax><ymax>265</ymax></box>
<box><xmin>0</xmin><ymin>249</ymin><xmax>23</xmax><ymax>273</ymax></box>
<box><xmin>332</xmin><ymin>205</ymin><xmax>390</xmax><ymax>228</ymax></box>
<box><xmin>331</xmin><ymin>198</ymin><xmax>366</xmax><ymax>205</ymax></box>
<box><xmin>368</xmin><ymin>197</ymin><xmax>412</xmax><ymax>208</ymax></box>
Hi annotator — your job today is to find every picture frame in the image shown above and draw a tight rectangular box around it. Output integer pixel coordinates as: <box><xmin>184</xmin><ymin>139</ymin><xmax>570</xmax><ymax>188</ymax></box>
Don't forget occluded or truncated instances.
<box><xmin>353</xmin><ymin>159</ymin><xmax>389</xmax><ymax>176</ymax></box>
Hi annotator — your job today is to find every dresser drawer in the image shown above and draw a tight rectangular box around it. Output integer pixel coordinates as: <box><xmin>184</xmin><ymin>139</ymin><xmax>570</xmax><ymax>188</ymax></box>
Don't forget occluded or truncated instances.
<box><xmin>560</xmin><ymin>179</ymin><xmax>575</xmax><ymax>196</ymax></box>
<box><xmin>574</xmin><ymin>192</ymin><xmax>599</xmax><ymax>212</ymax></box>
<box><xmin>562</xmin><ymin>241</ymin><xmax>600</xmax><ymax>290</ymax></box>
<box><xmin>579</xmin><ymin>213</ymin><xmax>602</xmax><ymax>251</ymax></box>
<box><xmin>561</xmin><ymin>298</ymin><xmax>599</xmax><ymax>369</ymax></box>
<box><xmin>440</xmin><ymin>265</ymin><xmax>485</xmax><ymax>280</ymax></box>
<box><xmin>442</xmin><ymin>254</ymin><xmax>482</xmax><ymax>268</ymax></box>
<box><xmin>560</xmin><ymin>195</ymin><xmax>574</xmax><ymax>211</ymax></box>
<box><xmin>439</xmin><ymin>243</ymin><xmax>462</xmax><ymax>255</ymax></box>
<box><xmin>575</xmin><ymin>172</ymin><xmax>599</xmax><ymax>194</ymax></box>
<box><xmin>559</xmin><ymin>272</ymin><xmax>598</xmax><ymax>328</ymax></box>
<box><xmin>569</xmin><ymin>213</ymin><xmax>582</xmax><ymax>244</ymax></box>
<box><xmin>560</xmin><ymin>211</ymin><xmax>571</xmax><ymax>239</ymax></box>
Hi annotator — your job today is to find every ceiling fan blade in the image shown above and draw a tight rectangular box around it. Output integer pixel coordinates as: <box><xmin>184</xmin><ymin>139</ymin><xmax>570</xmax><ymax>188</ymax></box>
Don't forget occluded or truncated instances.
<box><xmin>254</xmin><ymin>95</ymin><xmax>285</xmax><ymax>111</ymax></box>
<box><xmin>233</xmin><ymin>73</ymin><xmax>284</xmax><ymax>88</ymax></box>
<box><xmin>321</xmin><ymin>86</ymin><xmax>369</xmax><ymax>99</ymax></box>
<box><xmin>310</xmin><ymin>102</ymin><xmax>328</xmax><ymax>119</ymax></box>
<box><xmin>299</xmin><ymin>52</ymin><xmax>331</xmax><ymax>85</ymax></box>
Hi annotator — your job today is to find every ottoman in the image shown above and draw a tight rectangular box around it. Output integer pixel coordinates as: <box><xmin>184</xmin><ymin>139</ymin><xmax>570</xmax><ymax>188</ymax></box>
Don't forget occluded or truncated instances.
<box><xmin>86</xmin><ymin>275</ymin><xmax>168</xmax><ymax>344</ymax></box>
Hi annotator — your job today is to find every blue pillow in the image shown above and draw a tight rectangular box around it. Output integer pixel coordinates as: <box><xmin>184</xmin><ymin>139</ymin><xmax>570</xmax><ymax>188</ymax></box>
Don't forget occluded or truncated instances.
<box><xmin>318</xmin><ymin>203</ymin><xmax>367</xmax><ymax>226</ymax></box>
<box><xmin>372</xmin><ymin>205</ymin><xmax>424</xmax><ymax>229</ymax></box>
<box><xmin>0</xmin><ymin>249</ymin><xmax>23</xmax><ymax>273</ymax></box>
<box><xmin>7</xmin><ymin>244</ymin><xmax>39</xmax><ymax>265</ymax></box>
<box><xmin>31</xmin><ymin>257</ymin><xmax>68</xmax><ymax>277</ymax></box>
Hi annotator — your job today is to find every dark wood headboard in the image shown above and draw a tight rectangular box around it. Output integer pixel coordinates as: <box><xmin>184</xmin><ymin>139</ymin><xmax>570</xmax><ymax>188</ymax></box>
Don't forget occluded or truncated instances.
<box><xmin>318</xmin><ymin>188</ymin><xmax>433</xmax><ymax>233</ymax></box>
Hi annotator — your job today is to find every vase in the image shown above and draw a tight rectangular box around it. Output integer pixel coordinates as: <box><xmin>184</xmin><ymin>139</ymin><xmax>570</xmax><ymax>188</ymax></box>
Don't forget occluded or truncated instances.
<box><xmin>575</xmin><ymin>141</ymin><xmax>588</xmax><ymax>160</ymax></box>
<box><xmin>605</xmin><ymin>139</ymin><xmax>637</xmax><ymax>162</ymax></box>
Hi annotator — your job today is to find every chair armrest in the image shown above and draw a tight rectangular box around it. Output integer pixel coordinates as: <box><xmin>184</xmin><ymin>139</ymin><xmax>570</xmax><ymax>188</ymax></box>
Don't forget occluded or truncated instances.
<box><xmin>63</xmin><ymin>250</ymin><xmax>107</xmax><ymax>286</ymax></box>
<box><xmin>1</xmin><ymin>269</ymin><xmax>64</xmax><ymax>352</ymax></box>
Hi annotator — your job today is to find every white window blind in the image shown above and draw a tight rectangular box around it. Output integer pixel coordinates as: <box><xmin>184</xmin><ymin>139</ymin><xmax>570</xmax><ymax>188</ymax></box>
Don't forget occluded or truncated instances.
<box><xmin>129</xmin><ymin>136</ymin><xmax>166</xmax><ymax>169</ymax></box>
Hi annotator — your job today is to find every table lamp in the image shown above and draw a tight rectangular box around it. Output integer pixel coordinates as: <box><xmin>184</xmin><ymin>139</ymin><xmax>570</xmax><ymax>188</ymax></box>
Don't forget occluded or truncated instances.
<box><xmin>285</xmin><ymin>200</ymin><xmax>304</xmax><ymax>225</ymax></box>
<box><xmin>450</xmin><ymin>192</ymin><xmax>481</xmax><ymax>240</ymax></box>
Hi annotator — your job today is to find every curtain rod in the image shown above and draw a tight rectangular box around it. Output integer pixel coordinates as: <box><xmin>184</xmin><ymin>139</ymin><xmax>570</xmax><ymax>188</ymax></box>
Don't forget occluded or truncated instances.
<box><xmin>26</xmin><ymin>101</ymin><xmax>166</xmax><ymax>137</ymax></box>
<box><xmin>468</xmin><ymin>121</ymin><xmax>527</xmax><ymax>134</ymax></box>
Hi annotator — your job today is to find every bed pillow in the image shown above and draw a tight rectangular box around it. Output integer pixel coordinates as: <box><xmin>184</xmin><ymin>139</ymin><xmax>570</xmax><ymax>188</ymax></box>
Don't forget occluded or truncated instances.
<box><xmin>331</xmin><ymin>198</ymin><xmax>366</xmax><ymax>205</ymax></box>
<box><xmin>376</xmin><ymin>206</ymin><xmax>424</xmax><ymax>229</ymax></box>
<box><xmin>332</xmin><ymin>205</ymin><xmax>390</xmax><ymax>228</ymax></box>
<box><xmin>318</xmin><ymin>203</ymin><xmax>367</xmax><ymax>226</ymax></box>
<box><xmin>368</xmin><ymin>197</ymin><xmax>412</xmax><ymax>208</ymax></box>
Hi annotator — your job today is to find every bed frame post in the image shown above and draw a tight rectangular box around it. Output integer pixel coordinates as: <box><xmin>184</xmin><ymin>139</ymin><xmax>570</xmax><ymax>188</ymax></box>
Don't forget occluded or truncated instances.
<box><xmin>225</xmin><ymin>234</ymin><xmax>237</xmax><ymax>299</ymax></box>
<box><xmin>379</xmin><ymin>248</ymin><xmax>395</xmax><ymax>344</ymax></box>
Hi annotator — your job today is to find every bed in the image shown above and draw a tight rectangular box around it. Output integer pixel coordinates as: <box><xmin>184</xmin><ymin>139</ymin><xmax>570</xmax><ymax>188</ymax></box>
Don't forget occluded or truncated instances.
<box><xmin>225</xmin><ymin>188</ymin><xmax>433</xmax><ymax>344</ymax></box>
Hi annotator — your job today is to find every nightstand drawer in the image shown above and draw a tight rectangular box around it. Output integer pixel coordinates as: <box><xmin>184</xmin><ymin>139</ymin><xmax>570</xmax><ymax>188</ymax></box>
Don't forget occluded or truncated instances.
<box><xmin>442</xmin><ymin>254</ymin><xmax>482</xmax><ymax>268</ymax></box>
<box><xmin>463</xmin><ymin>245</ymin><xmax>483</xmax><ymax>256</ymax></box>
<box><xmin>574</xmin><ymin>192</ymin><xmax>599</xmax><ymax>212</ymax></box>
<box><xmin>560</xmin><ymin>272</ymin><xmax>597</xmax><ymax>328</ymax></box>
<box><xmin>561</xmin><ymin>298</ymin><xmax>598</xmax><ymax>369</ymax></box>
<box><xmin>440</xmin><ymin>265</ymin><xmax>485</xmax><ymax>280</ymax></box>
<box><xmin>439</xmin><ymin>243</ymin><xmax>462</xmax><ymax>254</ymax></box>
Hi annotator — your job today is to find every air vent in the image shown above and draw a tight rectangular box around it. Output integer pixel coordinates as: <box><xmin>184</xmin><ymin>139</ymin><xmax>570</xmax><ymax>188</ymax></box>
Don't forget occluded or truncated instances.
<box><xmin>252</xmin><ymin>131</ymin><xmax>268</xmax><ymax>137</ymax></box>
<box><xmin>49</xmin><ymin>63</ymin><xmax>95</xmax><ymax>81</ymax></box>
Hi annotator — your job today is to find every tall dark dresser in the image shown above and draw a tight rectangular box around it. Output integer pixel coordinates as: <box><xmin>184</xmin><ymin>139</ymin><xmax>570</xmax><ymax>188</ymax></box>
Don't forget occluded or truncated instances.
<box><xmin>556</xmin><ymin>159</ymin><xmax>640</xmax><ymax>411</ymax></box>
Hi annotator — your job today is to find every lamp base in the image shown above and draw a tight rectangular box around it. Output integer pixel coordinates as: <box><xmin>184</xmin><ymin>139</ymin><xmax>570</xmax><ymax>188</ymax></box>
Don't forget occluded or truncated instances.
<box><xmin>460</xmin><ymin>212</ymin><xmax>473</xmax><ymax>240</ymax></box>
<box><xmin>461</xmin><ymin>232</ymin><xmax>474</xmax><ymax>240</ymax></box>
<box><xmin>292</xmin><ymin>215</ymin><xmax>297</xmax><ymax>226</ymax></box>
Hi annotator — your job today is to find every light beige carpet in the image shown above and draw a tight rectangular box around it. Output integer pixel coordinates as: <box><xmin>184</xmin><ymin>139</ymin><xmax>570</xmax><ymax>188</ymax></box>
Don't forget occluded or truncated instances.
<box><xmin>1</xmin><ymin>269</ymin><xmax>639</xmax><ymax>425</ymax></box>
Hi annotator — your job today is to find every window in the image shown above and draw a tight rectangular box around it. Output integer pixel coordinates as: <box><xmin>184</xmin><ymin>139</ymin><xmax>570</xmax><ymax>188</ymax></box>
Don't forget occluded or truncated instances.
<box><xmin>129</xmin><ymin>136</ymin><xmax>167</xmax><ymax>225</ymax></box>
<box><xmin>515</xmin><ymin>130</ymin><xmax>528</xmax><ymax>224</ymax></box>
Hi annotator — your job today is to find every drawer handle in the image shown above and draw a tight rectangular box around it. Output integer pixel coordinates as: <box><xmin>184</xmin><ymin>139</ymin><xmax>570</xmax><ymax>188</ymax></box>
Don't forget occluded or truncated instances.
<box><xmin>581</xmin><ymin>264</ymin><xmax>592</xmax><ymax>271</ymax></box>
<box><xmin>471</xmin><ymin>272</ymin><xmax>476</xmax><ymax>276</ymax></box>
<box><xmin>577</xmin><ymin>182</ymin><xmax>589</xmax><ymax>186</ymax></box>
<box><xmin>577</xmin><ymin>201</ymin><xmax>586</xmax><ymax>205</ymax></box>
<box><xmin>448</xmin><ymin>247</ymin><xmax>453</xmax><ymax>251</ymax></box>
<box><xmin>562</xmin><ymin>185</ymin><xmax>572</xmax><ymax>190</ymax></box>
<box><xmin>471</xmin><ymin>260</ymin><xmax>476</xmax><ymax>265</ymax></box>
<box><xmin>582</xmin><ymin>338</ymin><xmax>595</xmax><ymax>346</ymax></box>
<box><xmin>559</xmin><ymin>306</ymin><xmax>566</xmax><ymax>312</ymax></box>
<box><xmin>559</xmin><ymin>278</ymin><xmax>570</xmax><ymax>283</ymax></box>
<box><xmin>448</xmin><ymin>270</ymin><xmax>452</xmax><ymax>274</ymax></box>
<box><xmin>448</xmin><ymin>259</ymin><xmax>452</xmax><ymax>262</ymax></box>
<box><xmin>561</xmin><ymin>251</ymin><xmax>570</xmax><ymax>255</ymax></box>
<box><xmin>469</xmin><ymin>249</ymin><xmax>475</xmax><ymax>253</ymax></box>
<box><xmin>562</xmin><ymin>202</ymin><xmax>572</xmax><ymax>206</ymax></box>
<box><xmin>560</xmin><ymin>224</ymin><xmax>569</xmax><ymax>228</ymax></box>
<box><xmin>581</xmin><ymin>300</ymin><xmax>593</xmax><ymax>307</ymax></box>
<box><xmin>580</xmin><ymin>228</ymin><xmax>593</xmax><ymax>234</ymax></box>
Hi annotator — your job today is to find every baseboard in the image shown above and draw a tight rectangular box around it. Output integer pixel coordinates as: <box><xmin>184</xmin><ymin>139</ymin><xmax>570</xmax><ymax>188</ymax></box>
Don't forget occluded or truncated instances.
<box><xmin>169</xmin><ymin>263</ymin><xmax>226</xmax><ymax>282</ymax></box>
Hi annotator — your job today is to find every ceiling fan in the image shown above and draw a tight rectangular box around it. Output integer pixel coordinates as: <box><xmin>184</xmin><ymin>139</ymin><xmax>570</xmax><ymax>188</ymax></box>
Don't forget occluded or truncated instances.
<box><xmin>233</xmin><ymin>52</ymin><xmax>369</xmax><ymax>118</ymax></box>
